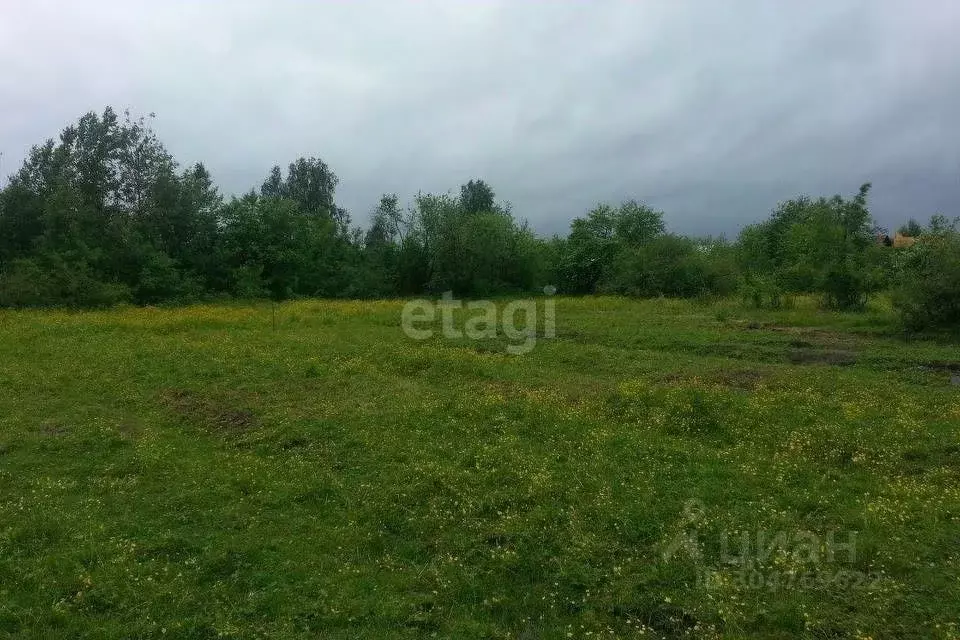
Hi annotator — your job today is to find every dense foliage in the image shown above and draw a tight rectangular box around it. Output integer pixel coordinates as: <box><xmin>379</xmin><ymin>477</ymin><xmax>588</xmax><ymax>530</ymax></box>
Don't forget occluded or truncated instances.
<box><xmin>735</xmin><ymin>184</ymin><xmax>890</xmax><ymax>310</ymax></box>
<box><xmin>891</xmin><ymin>216</ymin><xmax>960</xmax><ymax>330</ymax></box>
<box><xmin>1</xmin><ymin>108</ymin><xmax>957</xmax><ymax>328</ymax></box>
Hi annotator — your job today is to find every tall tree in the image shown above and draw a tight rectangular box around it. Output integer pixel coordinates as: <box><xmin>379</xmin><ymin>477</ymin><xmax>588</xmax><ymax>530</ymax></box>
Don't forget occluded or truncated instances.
<box><xmin>557</xmin><ymin>201</ymin><xmax>665</xmax><ymax>293</ymax></box>
<box><xmin>283</xmin><ymin>157</ymin><xmax>338</xmax><ymax>217</ymax></box>
<box><xmin>459</xmin><ymin>179</ymin><xmax>496</xmax><ymax>215</ymax></box>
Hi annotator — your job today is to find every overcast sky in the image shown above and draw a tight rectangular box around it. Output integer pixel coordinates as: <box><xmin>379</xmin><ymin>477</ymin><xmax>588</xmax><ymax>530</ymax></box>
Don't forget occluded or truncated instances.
<box><xmin>2</xmin><ymin>0</ymin><xmax>958</xmax><ymax>236</ymax></box>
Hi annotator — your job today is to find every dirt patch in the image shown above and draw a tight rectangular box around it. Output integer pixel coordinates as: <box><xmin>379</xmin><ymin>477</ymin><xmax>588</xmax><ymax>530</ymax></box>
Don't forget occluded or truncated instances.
<box><xmin>162</xmin><ymin>389</ymin><xmax>258</xmax><ymax>433</ymax></box>
<box><xmin>115</xmin><ymin>420</ymin><xmax>145</xmax><ymax>439</ymax></box>
<box><xmin>915</xmin><ymin>361</ymin><xmax>960</xmax><ymax>385</ymax></box>
<box><xmin>713</xmin><ymin>369</ymin><xmax>767</xmax><ymax>390</ymax></box>
<box><xmin>660</xmin><ymin>369</ymin><xmax>766</xmax><ymax>390</ymax></box>
<box><xmin>40</xmin><ymin>421</ymin><xmax>71</xmax><ymax>436</ymax></box>
<box><xmin>787</xmin><ymin>348</ymin><xmax>857</xmax><ymax>366</ymax></box>
<box><xmin>770</xmin><ymin>325</ymin><xmax>862</xmax><ymax>348</ymax></box>
<box><xmin>920</xmin><ymin>361</ymin><xmax>960</xmax><ymax>373</ymax></box>
<box><xmin>901</xmin><ymin>444</ymin><xmax>960</xmax><ymax>474</ymax></box>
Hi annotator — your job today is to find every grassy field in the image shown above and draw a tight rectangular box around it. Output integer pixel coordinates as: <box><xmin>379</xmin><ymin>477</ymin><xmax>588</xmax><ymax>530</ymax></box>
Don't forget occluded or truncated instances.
<box><xmin>0</xmin><ymin>296</ymin><xmax>958</xmax><ymax>638</ymax></box>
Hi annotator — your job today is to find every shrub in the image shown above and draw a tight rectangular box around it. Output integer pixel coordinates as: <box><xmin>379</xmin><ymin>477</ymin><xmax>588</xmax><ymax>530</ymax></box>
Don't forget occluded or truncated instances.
<box><xmin>0</xmin><ymin>256</ymin><xmax>131</xmax><ymax>308</ymax></box>
<box><xmin>135</xmin><ymin>250</ymin><xmax>203</xmax><ymax>305</ymax></box>
<box><xmin>735</xmin><ymin>184</ymin><xmax>880</xmax><ymax>311</ymax></box>
<box><xmin>740</xmin><ymin>274</ymin><xmax>785</xmax><ymax>309</ymax></box>
<box><xmin>0</xmin><ymin>259</ymin><xmax>57</xmax><ymax>307</ymax></box>
<box><xmin>892</xmin><ymin>230</ymin><xmax>960</xmax><ymax>331</ymax></box>
<box><xmin>605</xmin><ymin>235</ymin><xmax>738</xmax><ymax>298</ymax></box>
<box><xmin>820</xmin><ymin>261</ymin><xmax>869</xmax><ymax>311</ymax></box>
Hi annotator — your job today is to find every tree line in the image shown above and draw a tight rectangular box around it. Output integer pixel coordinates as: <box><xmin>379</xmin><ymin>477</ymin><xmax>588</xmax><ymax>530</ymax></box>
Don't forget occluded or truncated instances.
<box><xmin>1</xmin><ymin>108</ymin><xmax>957</xmax><ymax>329</ymax></box>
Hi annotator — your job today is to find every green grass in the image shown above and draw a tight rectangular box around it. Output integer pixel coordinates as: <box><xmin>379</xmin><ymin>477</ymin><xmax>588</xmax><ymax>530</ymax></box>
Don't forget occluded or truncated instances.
<box><xmin>0</xmin><ymin>296</ymin><xmax>958</xmax><ymax>638</ymax></box>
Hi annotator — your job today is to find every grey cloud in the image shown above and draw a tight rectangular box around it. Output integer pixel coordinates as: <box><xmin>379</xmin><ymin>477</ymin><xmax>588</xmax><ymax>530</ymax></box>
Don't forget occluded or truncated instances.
<box><xmin>2</xmin><ymin>0</ymin><xmax>958</xmax><ymax>237</ymax></box>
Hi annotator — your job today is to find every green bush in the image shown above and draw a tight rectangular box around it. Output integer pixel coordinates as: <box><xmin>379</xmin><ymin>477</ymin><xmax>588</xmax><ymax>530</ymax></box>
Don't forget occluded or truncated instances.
<box><xmin>229</xmin><ymin>264</ymin><xmax>269</xmax><ymax>299</ymax></box>
<box><xmin>606</xmin><ymin>236</ymin><xmax>738</xmax><ymax>298</ymax></box>
<box><xmin>740</xmin><ymin>274</ymin><xmax>785</xmax><ymax>309</ymax></box>
<box><xmin>0</xmin><ymin>259</ymin><xmax>57</xmax><ymax>307</ymax></box>
<box><xmin>735</xmin><ymin>184</ymin><xmax>880</xmax><ymax>311</ymax></box>
<box><xmin>135</xmin><ymin>250</ymin><xmax>203</xmax><ymax>305</ymax></box>
<box><xmin>892</xmin><ymin>231</ymin><xmax>960</xmax><ymax>331</ymax></box>
<box><xmin>0</xmin><ymin>257</ymin><xmax>131</xmax><ymax>308</ymax></box>
<box><xmin>820</xmin><ymin>261</ymin><xmax>869</xmax><ymax>311</ymax></box>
